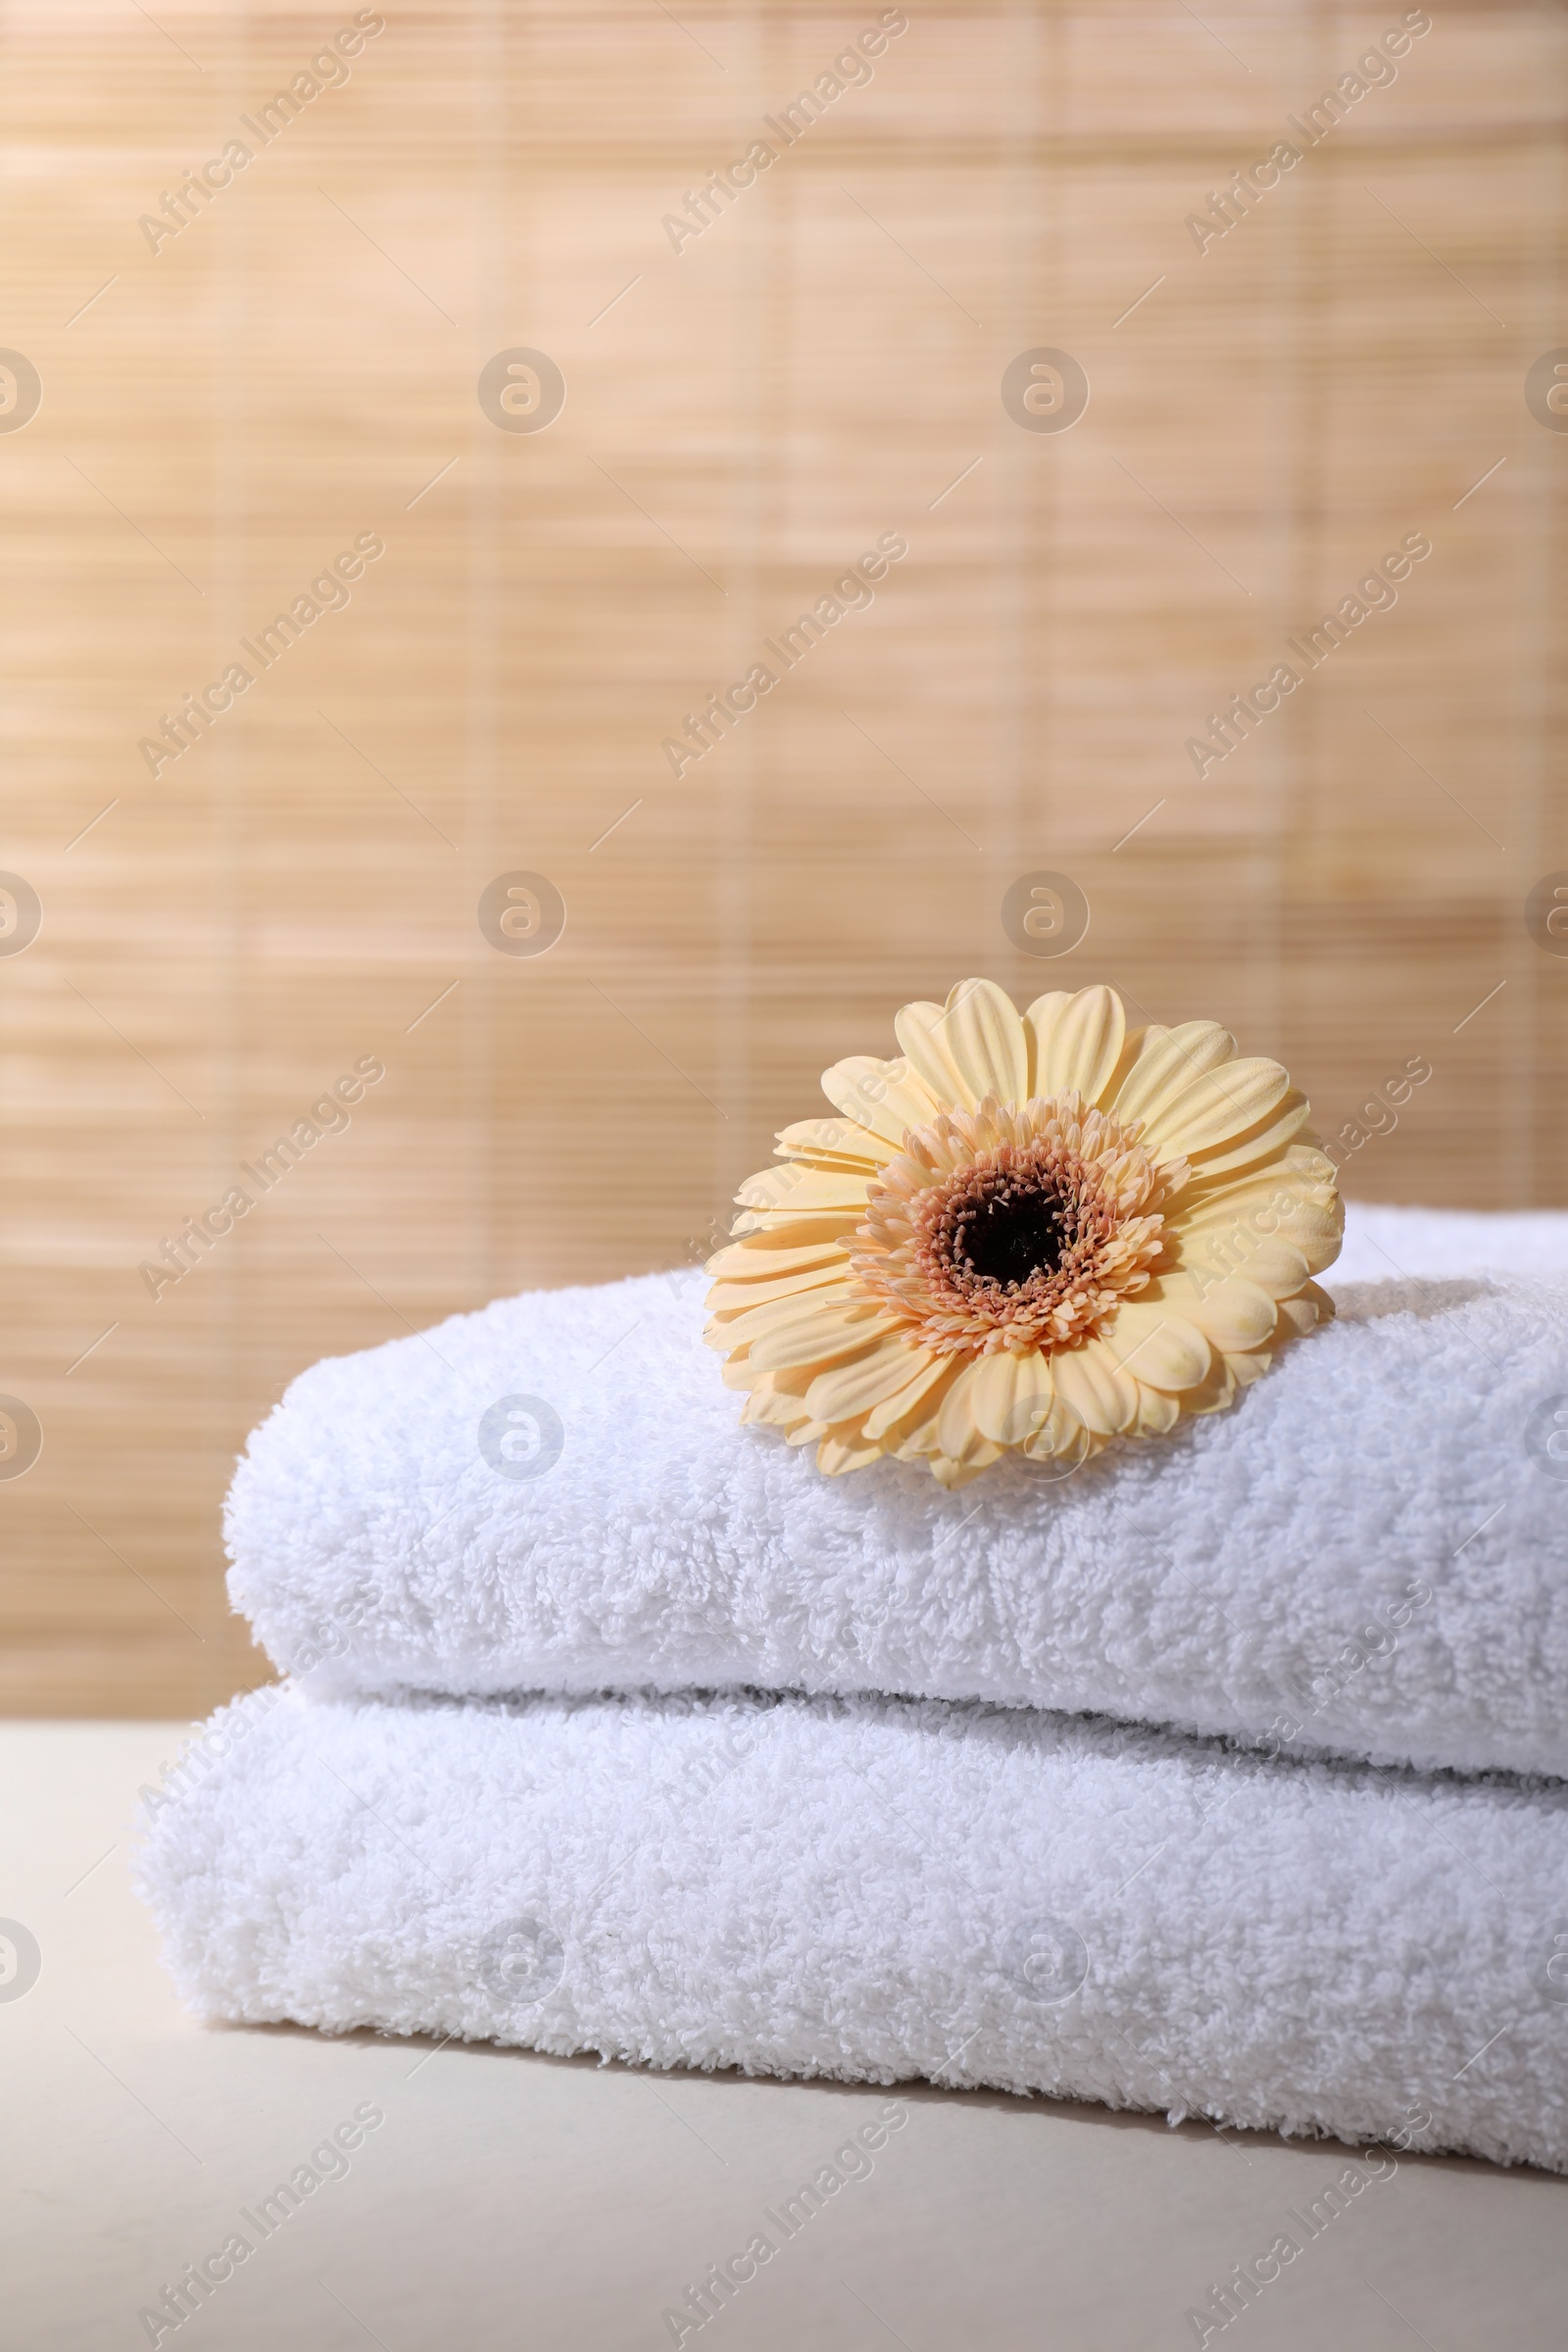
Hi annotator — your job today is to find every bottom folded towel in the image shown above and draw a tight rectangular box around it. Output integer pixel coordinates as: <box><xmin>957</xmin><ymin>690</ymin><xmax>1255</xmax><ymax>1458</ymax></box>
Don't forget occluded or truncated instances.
<box><xmin>136</xmin><ymin>1686</ymin><xmax>1568</xmax><ymax>2171</ymax></box>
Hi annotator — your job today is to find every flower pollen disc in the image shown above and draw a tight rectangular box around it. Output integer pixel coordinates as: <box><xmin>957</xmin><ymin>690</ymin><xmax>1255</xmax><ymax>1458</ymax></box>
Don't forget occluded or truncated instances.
<box><xmin>852</xmin><ymin>1098</ymin><xmax>1179</xmax><ymax>1358</ymax></box>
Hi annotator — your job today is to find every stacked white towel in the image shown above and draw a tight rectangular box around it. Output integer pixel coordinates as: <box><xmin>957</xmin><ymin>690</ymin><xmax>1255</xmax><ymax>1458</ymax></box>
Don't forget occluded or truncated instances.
<box><xmin>226</xmin><ymin>1260</ymin><xmax>1568</xmax><ymax>1776</ymax></box>
<box><xmin>137</xmin><ymin>1202</ymin><xmax>1568</xmax><ymax>2170</ymax></box>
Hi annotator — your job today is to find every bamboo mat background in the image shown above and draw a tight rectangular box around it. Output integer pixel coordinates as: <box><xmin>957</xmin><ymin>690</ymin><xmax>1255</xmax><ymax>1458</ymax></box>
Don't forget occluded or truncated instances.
<box><xmin>0</xmin><ymin>0</ymin><xmax>1562</xmax><ymax>1715</ymax></box>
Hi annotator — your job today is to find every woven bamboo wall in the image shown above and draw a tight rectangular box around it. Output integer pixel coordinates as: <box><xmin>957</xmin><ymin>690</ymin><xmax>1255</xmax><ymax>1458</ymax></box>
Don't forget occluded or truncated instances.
<box><xmin>1</xmin><ymin>0</ymin><xmax>1563</xmax><ymax>1714</ymax></box>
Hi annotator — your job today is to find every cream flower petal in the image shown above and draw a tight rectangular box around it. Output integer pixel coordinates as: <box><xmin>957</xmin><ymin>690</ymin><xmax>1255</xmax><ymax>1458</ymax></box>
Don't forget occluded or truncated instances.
<box><xmin>935</xmin><ymin>1359</ymin><xmax>996</xmax><ymax>1462</ymax></box>
<box><xmin>1184</xmin><ymin>1093</ymin><xmax>1312</xmax><ymax>1180</ymax></box>
<box><xmin>706</xmin><ymin>1237</ymin><xmax>847</xmax><ymax>1282</ymax></box>
<box><xmin>893</xmin><ymin>1002</ymin><xmax>966</xmax><ymax>1108</ymax></box>
<box><xmin>820</xmin><ymin>1056</ymin><xmax>942</xmax><ymax>1150</ymax></box>
<box><xmin>736</xmin><ymin>1167</ymin><xmax>872</xmax><ymax>1215</ymax></box>
<box><xmin>775</xmin><ymin>1117</ymin><xmax>892</xmax><ymax>1169</ymax></box>
<box><xmin>804</xmin><ymin>1339</ymin><xmax>930</xmax><ymax>1426</ymax></box>
<box><xmin>1139</xmin><ymin>1057</ymin><xmax>1292</xmax><ymax>1162</ymax></box>
<box><xmin>1032</xmin><ymin>985</ymin><xmax>1126</xmax><ymax>1106</ymax></box>
<box><xmin>1021</xmin><ymin>993</ymin><xmax>1071</xmax><ymax>1095</ymax></box>
<box><xmin>881</xmin><ymin>1358</ymin><xmax>966</xmax><ymax>1450</ymax></box>
<box><xmin>705</xmin><ymin>1262</ymin><xmax>853</xmax><ymax>1315</ymax></box>
<box><xmin>707</xmin><ymin>1279</ymin><xmax>859</xmax><ymax>1345</ymax></box>
<box><xmin>1101</xmin><ymin>1301</ymin><xmax>1211</xmax><ymax>1392</ymax></box>
<box><xmin>1131</xmin><ymin>1383</ymin><xmax>1182</xmax><ymax>1437</ymax></box>
<box><xmin>816</xmin><ymin>1433</ymin><xmax>885</xmax><ymax>1475</ymax></box>
<box><xmin>928</xmin><ymin>1445</ymin><xmax>1002</xmax><ymax>1491</ymax></box>
<box><xmin>1173</xmin><ymin>1346</ymin><xmax>1240</xmax><ymax>1418</ymax></box>
<box><xmin>740</xmin><ymin>1356</ymin><xmax>813</xmax><ymax>1402</ymax></box>
<box><xmin>729</xmin><ymin>1207</ymin><xmax>864</xmax><ymax>1243</ymax></box>
<box><xmin>1276</xmin><ymin>1143</ymin><xmax>1339</xmax><ymax>1188</ymax></box>
<box><xmin>862</xmin><ymin>1350</ymin><xmax>952</xmax><ymax>1440</ymax></box>
<box><xmin>1178</xmin><ymin>1156</ymin><xmax>1332</xmax><ymax>1202</ymax></box>
<box><xmin>1178</xmin><ymin>1274</ymin><xmax>1279</xmax><ymax>1353</ymax></box>
<box><xmin>1209</xmin><ymin>1240</ymin><xmax>1309</xmax><ymax>1301</ymax></box>
<box><xmin>1081</xmin><ymin>1335</ymin><xmax>1148</xmax><ymax>1427</ymax></box>
<box><xmin>746</xmin><ymin>1303</ymin><xmax>898</xmax><ymax>1374</ymax></box>
<box><xmin>1179</xmin><ymin>1163</ymin><xmax>1337</xmax><ymax>1219</ymax></box>
<box><xmin>941</xmin><ymin>978</ymin><xmax>1029</xmax><ymax>1108</ymax></box>
<box><xmin>971</xmin><ymin>1348</ymin><xmax>1054</xmax><ymax>1445</ymax></box>
<box><xmin>741</xmin><ymin>1381</ymin><xmax>815</xmax><ymax>1432</ymax></box>
<box><xmin>1176</xmin><ymin>1186</ymin><xmax>1342</xmax><ymax>1277</ymax></box>
<box><xmin>1111</xmin><ymin>1021</ymin><xmax>1236</xmax><ymax>1128</ymax></box>
<box><xmin>1287</xmin><ymin>1203</ymin><xmax>1345</xmax><ymax>1271</ymax></box>
<box><xmin>1051</xmin><ymin>1342</ymin><xmax>1138</xmax><ymax>1436</ymax></box>
<box><xmin>1024</xmin><ymin>1402</ymin><xmax>1092</xmax><ymax>1464</ymax></box>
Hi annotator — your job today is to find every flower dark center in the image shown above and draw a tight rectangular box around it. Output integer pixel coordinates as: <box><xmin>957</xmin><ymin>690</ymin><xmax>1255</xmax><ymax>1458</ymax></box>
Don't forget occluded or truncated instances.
<box><xmin>955</xmin><ymin>1182</ymin><xmax>1071</xmax><ymax>1291</ymax></box>
<box><xmin>851</xmin><ymin>1103</ymin><xmax>1173</xmax><ymax>1356</ymax></box>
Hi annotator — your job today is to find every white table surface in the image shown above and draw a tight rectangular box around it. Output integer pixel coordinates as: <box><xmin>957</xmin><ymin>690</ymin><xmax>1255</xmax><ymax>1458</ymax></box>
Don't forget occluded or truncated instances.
<box><xmin>4</xmin><ymin>1721</ymin><xmax>1565</xmax><ymax>2351</ymax></box>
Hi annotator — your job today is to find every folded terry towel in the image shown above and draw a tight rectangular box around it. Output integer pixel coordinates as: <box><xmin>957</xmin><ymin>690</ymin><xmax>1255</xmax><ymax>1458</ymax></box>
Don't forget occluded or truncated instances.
<box><xmin>1334</xmin><ymin>1200</ymin><xmax>1568</xmax><ymax>1285</ymax></box>
<box><xmin>226</xmin><ymin>1237</ymin><xmax>1568</xmax><ymax>1776</ymax></box>
<box><xmin>135</xmin><ymin>1684</ymin><xmax>1568</xmax><ymax>2172</ymax></box>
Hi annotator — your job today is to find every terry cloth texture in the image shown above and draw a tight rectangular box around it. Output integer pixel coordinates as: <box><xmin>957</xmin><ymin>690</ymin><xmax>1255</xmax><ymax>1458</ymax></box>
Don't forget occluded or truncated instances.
<box><xmin>1334</xmin><ymin>1200</ymin><xmax>1568</xmax><ymax>1285</ymax></box>
<box><xmin>225</xmin><ymin>1219</ymin><xmax>1568</xmax><ymax>1776</ymax></box>
<box><xmin>134</xmin><ymin>1684</ymin><xmax>1568</xmax><ymax>2174</ymax></box>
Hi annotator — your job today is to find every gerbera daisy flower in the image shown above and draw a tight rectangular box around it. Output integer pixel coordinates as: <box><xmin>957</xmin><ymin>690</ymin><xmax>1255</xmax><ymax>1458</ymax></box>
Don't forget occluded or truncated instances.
<box><xmin>705</xmin><ymin>978</ymin><xmax>1342</xmax><ymax>1488</ymax></box>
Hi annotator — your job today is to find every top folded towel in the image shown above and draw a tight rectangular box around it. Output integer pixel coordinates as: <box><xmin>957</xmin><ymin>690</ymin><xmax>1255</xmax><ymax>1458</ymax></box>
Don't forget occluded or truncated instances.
<box><xmin>226</xmin><ymin>1205</ymin><xmax>1568</xmax><ymax>1776</ymax></box>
